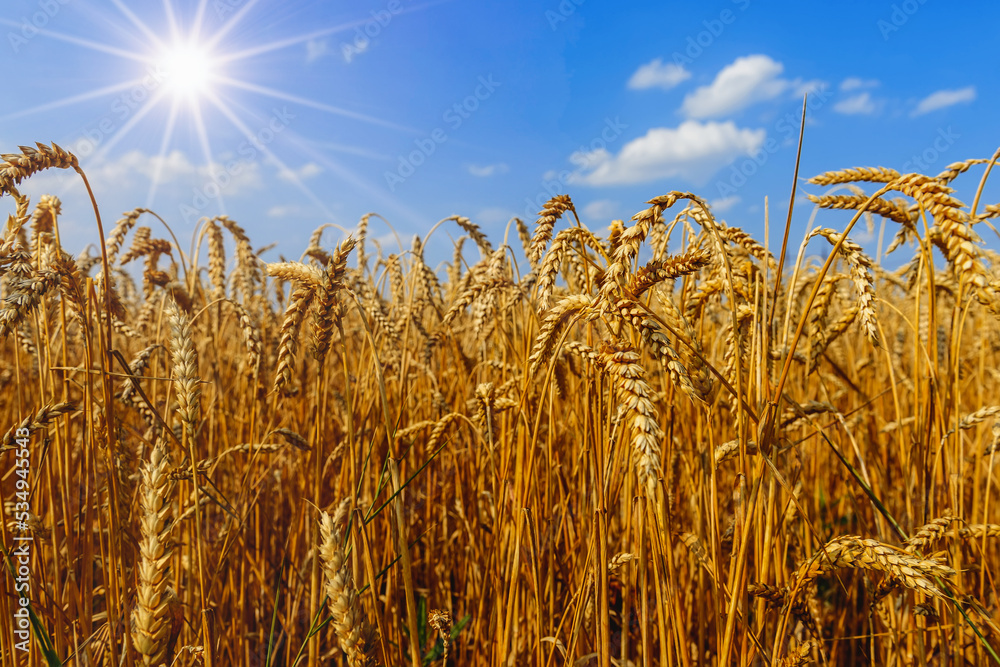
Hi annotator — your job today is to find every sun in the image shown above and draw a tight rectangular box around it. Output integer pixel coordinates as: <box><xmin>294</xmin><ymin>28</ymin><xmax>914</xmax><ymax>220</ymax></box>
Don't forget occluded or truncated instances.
<box><xmin>2</xmin><ymin>2</ymin><xmax>417</xmax><ymax>216</ymax></box>
<box><xmin>157</xmin><ymin>41</ymin><xmax>217</xmax><ymax>102</ymax></box>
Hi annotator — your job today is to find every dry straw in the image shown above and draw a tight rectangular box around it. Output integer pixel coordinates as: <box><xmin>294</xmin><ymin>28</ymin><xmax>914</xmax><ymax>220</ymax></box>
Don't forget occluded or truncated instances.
<box><xmin>4</xmin><ymin>142</ymin><xmax>1000</xmax><ymax>665</ymax></box>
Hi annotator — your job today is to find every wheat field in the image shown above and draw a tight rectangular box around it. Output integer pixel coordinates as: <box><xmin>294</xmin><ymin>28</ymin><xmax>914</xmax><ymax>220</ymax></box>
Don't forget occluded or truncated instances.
<box><xmin>2</xmin><ymin>142</ymin><xmax>1000</xmax><ymax>666</ymax></box>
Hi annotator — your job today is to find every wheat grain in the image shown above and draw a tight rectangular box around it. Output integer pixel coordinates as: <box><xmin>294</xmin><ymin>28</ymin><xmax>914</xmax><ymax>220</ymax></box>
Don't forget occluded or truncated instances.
<box><xmin>266</xmin><ymin>261</ymin><xmax>323</xmax><ymax>287</ymax></box>
<box><xmin>318</xmin><ymin>501</ymin><xmax>375</xmax><ymax>667</ymax></box>
<box><xmin>808</xmin><ymin>193</ymin><xmax>915</xmax><ymax>226</ymax></box>
<box><xmin>220</xmin><ymin>216</ymin><xmax>259</xmax><ymax>303</ymax></box>
<box><xmin>526</xmin><ymin>293</ymin><xmax>595</xmax><ymax>378</ymax></box>
<box><xmin>936</xmin><ymin>158</ymin><xmax>999</xmax><ymax>184</ymax></box>
<box><xmin>0</xmin><ymin>143</ymin><xmax>78</xmax><ymax>196</ymax></box>
<box><xmin>626</xmin><ymin>247</ymin><xmax>710</xmax><ymax>298</ymax></box>
<box><xmin>166</xmin><ymin>297</ymin><xmax>201</xmax><ymax>442</ymax></box>
<box><xmin>131</xmin><ymin>439</ymin><xmax>179</xmax><ymax>665</ymax></box>
<box><xmin>206</xmin><ymin>219</ymin><xmax>226</xmax><ymax>301</ymax></box>
<box><xmin>958</xmin><ymin>524</ymin><xmax>1000</xmax><ymax>540</ymax></box>
<box><xmin>450</xmin><ymin>215</ymin><xmax>493</xmax><ymax>255</ymax></box>
<box><xmin>535</xmin><ymin>226</ymin><xmax>606</xmax><ymax>307</ymax></box>
<box><xmin>810</xmin><ymin>228</ymin><xmax>879</xmax><ymax>347</ymax></box>
<box><xmin>311</xmin><ymin>237</ymin><xmax>356</xmax><ymax>362</ymax></box>
<box><xmin>273</xmin><ymin>284</ymin><xmax>316</xmax><ymax>396</ymax></box>
<box><xmin>792</xmin><ymin>535</ymin><xmax>954</xmax><ymax>600</ymax></box>
<box><xmin>0</xmin><ymin>402</ymin><xmax>74</xmax><ymax>451</ymax></box>
<box><xmin>808</xmin><ymin>166</ymin><xmax>900</xmax><ymax>186</ymax></box>
<box><xmin>527</xmin><ymin>194</ymin><xmax>575</xmax><ymax>268</ymax></box>
<box><xmin>905</xmin><ymin>515</ymin><xmax>958</xmax><ymax>552</ymax></box>
<box><xmin>0</xmin><ymin>249</ymin><xmax>61</xmax><ymax>338</ymax></box>
<box><xmin>607</xmin><ymin>294</ymin><xmax>705</xmax><ymax>403</ymax></box>
<box><xmin>779</xmin><ymin>640</ymin><xmax>820</xmax><ymax>667</ymax></box>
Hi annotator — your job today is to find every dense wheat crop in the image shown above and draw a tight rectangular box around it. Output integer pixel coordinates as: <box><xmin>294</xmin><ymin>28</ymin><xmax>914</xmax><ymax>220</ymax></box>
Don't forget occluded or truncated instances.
<box><xmin>2</xmin><ymin>142</ymin><xmax>1000</xmax><ymax>666</ymax></box>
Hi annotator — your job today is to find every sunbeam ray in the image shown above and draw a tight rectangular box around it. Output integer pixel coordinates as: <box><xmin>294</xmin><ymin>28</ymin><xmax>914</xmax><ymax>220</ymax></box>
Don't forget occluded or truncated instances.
<box><xmin>91</xmin><ymin>87</ymin><xmax>173</xmax><ymax>165</ymax></box>
<box><xmin>206</xmin><ymin>92</ymin><xmax>336</xmax><ymax>219</ymax></box>
<box><xmin>110</xmin><ymin>0</ymin><xmax>166</xmax><ymax>52</ymax></box>
<box><xmin>282</xmin><ymin>129</ymin><xmax>425</xmax><ymax>227</ymax></box>
<box><xmin>162</xmin><ymin>0</ymin><xmax>181</xmax><ymax>43</ymax></box>
<box><xmin>0</xmin><ymin>19</ymin><xmax>145</xmax><ymax>61</ymax></box>
<box><xmin>0</xmin><ymin>80</ymin><xmax>147</xmax><ymax>121</ymax></box>
<box><xmin>205</xmin><ymin>0</ymin><xmax>261</xmax><ymax>51</ymax></box>
<box><xmin>214</xmin><ymin>0</ymin><xmax>450</xmax><ymax>64</ymax></box>
<box><xmin>213</xmin><ymin>20</ymin><xmax>372</xmax><ymax>64</ymax></box>
<box><xmin>191</xmin><ymin>98</ymin><xmax>226</xmax><ymax>215</ymax></box>
<box><xmin>314</xmin><ymin>141</ymin><xmax>390</xmax><ymax>161</ymax></box>
<box><xmin>7</xmin><ymin>2</ymin><xmax>425</xmax><ymax>232</ymax></box>
<box><xmin>146</xmin><ymin>98</ymin><xmax>180</xmax><ymax>208</ymax></box>
<box><xmin>216</xmin><ymin>76</ymin><xmax>415</xmax><ymax>133</ymax></box>
<box><xmin>192</xmin><ymin>0</ymin><xmax>210</xmax><ymax>41</ymax></box>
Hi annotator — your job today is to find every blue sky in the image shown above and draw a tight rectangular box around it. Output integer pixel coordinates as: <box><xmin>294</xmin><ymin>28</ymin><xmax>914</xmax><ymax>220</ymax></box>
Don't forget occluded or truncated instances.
<box><xmin>2</xmin><ymin>0</ymin><xmax>997</xmax><ymax>264</ymax></box>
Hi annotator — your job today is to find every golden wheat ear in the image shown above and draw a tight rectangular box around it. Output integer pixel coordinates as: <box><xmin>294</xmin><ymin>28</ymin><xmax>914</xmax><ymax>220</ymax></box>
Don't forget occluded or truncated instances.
<box><xmin>318</xmin><ymin>502</ymin><xmax>377</xmax><ymax>667</ymax></box>
<box><xmin>131</xmin><ymin>440</ymin><xmax>177</xmax><ymax>665</ymax></box>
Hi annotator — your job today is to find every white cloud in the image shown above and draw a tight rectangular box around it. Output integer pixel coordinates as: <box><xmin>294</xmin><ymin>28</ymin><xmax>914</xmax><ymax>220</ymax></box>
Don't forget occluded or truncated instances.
<box><xmin>301</xmin><ymin>163</ymin><xmax>322</xmax><ymax>178</ymax></box>
<box><xmin>306</xmin><ymin>39</ymin><xmax>329</xmax><ymax>63</ymax></box>
<box><xmin>568</xmin><ymin>120</ymin><xmax>766</xmax><ymax>187</ymax></box>
<box><xmin>853</xmin><ymin>221</ymin><xmax>876</xmax><ymax>244</ymax></box>
<box><xmin>342</xmin><ymin>37</ymin><xmax>369</xmax><ymax>62</ymax></box>
<box><xmin>63</xmin><ymin>149</ymin><xmax>262</xmax><ymax>195</ymax></box>
<box><xmin>710</xmin><ymin>196</ymin><xmax>741</xmax><ymax>212</ymax></box>
<box><xmin>16</xmin><ymin>148</ymin><xmax>264</xmax><ymax>246</ymax></box>
<box><xmin>278</xmin><ymin>162</ymin><xmax>323</xmax><ymax>182</ymax></box>
<box><xmin>467</xmin><ymin>163</ymin><xmax>509</xmax><ymax>177</ymax></box>
<box><xmin>627</xmin><ymin>58</ymin><xmax>691</xmax><ymax>91</ymax></box>
<box><xmin>44</xmin><ymin>149</ymin><xmax>193</xmax><ymax>190</ymax></box>
<box><xmin>794</xmin><ymin>79</ymin><xmax>828</xmax><ymax>98</ymax></box>
<box><xmin>681</xmin><ymin>55</ymin><xmax>792</xmax><ymax>119</ymax></box>
<box><xmin>123</xmin><ymin>149</ymin><xmax>193</xmax><ymax>181</ymax></box>
<box><xmin>840</xmin><ymin>77</ymin><xmax>879</xmax><ymax>91</ymax></box>
<box><xmin>268</xmin><ymin>204</ymin><xmax>303</xmax><ymax>218</ymax></box>
<box><xmin>911</xmin><ymin>86</ymin><xmax>976</xmax><ymax>116</ymax></box>
<box><xmin>582</xmin><ymin>199</ymin><xmax>620</xmax><ymax>221</ymax></box>
<box><xmin>834</xmin><ymin>92</ymin><xmax>878</xmax><ymax>115</ymax></box>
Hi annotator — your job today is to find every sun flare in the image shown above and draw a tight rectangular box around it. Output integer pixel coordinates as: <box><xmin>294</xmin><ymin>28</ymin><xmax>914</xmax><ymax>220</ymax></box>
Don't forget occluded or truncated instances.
<box><xmin>2</xmin><ymin>1</ymin><xmax>404</xmax><ymax>214</ymax></box>
<box><xmin>158</xmin><ymin>42</ymin><xmax>217</xmax><ymax>101</ymax></box>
